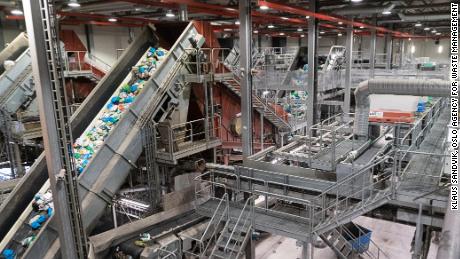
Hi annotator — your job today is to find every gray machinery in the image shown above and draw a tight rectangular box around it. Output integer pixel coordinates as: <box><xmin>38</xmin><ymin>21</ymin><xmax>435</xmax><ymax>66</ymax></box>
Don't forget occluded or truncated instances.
<box><xmin>0</xmin><ymin>21</ymin><xmax>207</xmax><ymax>258</ymax></box>
<box><xmin>0</xmin><ymin>33</ymin><xmax>36</xmax><ymax>180</ymax></box>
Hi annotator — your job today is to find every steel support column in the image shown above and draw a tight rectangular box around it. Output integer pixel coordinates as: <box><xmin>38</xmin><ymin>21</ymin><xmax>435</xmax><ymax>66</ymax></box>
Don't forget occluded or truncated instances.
<box><xmin>385</xmin><ymin>33</ymin><xmax>393</xmax><ymax>70</ymax></box>
<box><xmin>179</xmin><ymin>4</ymin><xmax>188</xmax><ymax>21</ymax></box>
<box><xmin>239</xmin><ymin>0</ymin><xmax>253</xmax><ymax>156</ymax></box>
<box><xmin>23</xmin><ymin>0</ymin><xmax>87</xmax><ymax>258</ymax></box>
<box><xmin>344</xmin><ymin>20</ymin><xmax>353</xmax><ymax>116</ymax></box>
<box><xmin>302</xmin><ymin>242</ymin><xmax>312</xmax><ymax>259</ymax></box>
<box><xmin>306</xmin><ymin>0</ymin><xmax>318</xmax><ymax>129</ymax></box>
<box><xmin>413</xmin><ymin>203</ymin><xmax>424</xmax><ymax>259</ymax></box>
<box><xmin>399</xmin><ymin>39</ymin><xmax>405</xmax><ymax>68</ymax></box>
<box><xmin>0</xmin><ymin>14</ymin><xmax>5</xmax><ymax>49</ymax></box>
<box><xmin>369</xmin><ymin>16</ymin><xmax>377</xmax><ymax>78</ymax></box>
<box><xmin>245</xmin><ymin>233</ymin><xmax>255</xmax><ymax>259</ymax></box>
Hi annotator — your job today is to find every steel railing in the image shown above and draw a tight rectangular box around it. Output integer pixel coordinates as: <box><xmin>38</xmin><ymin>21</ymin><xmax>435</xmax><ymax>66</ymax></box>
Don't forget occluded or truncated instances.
<box><xmin>181</xmin><ymin>172</ymin><xmax>230</xmax><ymax>257</ymax></box>
<box><xmin>153</xmin><ymin>115</ymin><xmax>222</xmax><ymax>160</ymax></box>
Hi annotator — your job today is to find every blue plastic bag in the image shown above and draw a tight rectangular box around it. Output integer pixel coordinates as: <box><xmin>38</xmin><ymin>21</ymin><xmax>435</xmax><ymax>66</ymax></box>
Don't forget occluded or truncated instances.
<box><xmin>2</xmin><ymin>249</ymin><xmax>15</xmax><ymax>259</ymax></box>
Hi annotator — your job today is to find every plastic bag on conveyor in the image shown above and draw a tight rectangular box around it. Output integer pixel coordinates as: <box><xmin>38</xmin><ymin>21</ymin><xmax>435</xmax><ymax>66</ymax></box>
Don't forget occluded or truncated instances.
<box><xmin>21</xmin><ymin>235</ymin><xmax>36</xmax><ymax>247</ymax></box>
<box><xmin>1</xmin><ymin>249</ymin><xmax>15</xmax><ymax>259</ymax></box>
<box><xmin>73</xmin><ymin>47</ymin><xmax>169</xmax><ymax>175</ymax></box>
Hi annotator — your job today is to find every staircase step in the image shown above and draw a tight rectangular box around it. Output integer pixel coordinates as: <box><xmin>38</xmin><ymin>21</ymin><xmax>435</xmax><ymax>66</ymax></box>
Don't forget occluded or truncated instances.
<box><xmin>221</xmin><ymin>231</ymin><xmax>245</xmax><ymax>243</ymax></box>
<box><xmin>217</xmin><ymin>241</ymin><xmax>241</xmax><ymax>253</ymax></box>
<box><xmin>211</xmin><ymin>249</ymin><xmax>238</xmax><ymax>259</ymax></box>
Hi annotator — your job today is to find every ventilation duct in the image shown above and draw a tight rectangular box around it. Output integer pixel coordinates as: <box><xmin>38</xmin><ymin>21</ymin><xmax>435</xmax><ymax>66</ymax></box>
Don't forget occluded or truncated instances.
<box><xmin>353</xmin><ymin>79</ymin><xmax>450</xmax><ymax>138</ymax></box>
<box><xmin>398</xmin><ymin>13</ymin><xmax>450</xmax><ymax>21</ymax></box>
<box><xmin>335</xmin><ymin>3</ymin><xmax>396</xmax><ymax>16</ymax></box>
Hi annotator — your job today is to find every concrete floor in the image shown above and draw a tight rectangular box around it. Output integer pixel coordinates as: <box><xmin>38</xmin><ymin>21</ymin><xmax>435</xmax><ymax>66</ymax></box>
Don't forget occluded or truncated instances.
<box><xmin>255</xmin><ymin>216</ymin><xmax>439</xmax><ymax>259</ymax></box>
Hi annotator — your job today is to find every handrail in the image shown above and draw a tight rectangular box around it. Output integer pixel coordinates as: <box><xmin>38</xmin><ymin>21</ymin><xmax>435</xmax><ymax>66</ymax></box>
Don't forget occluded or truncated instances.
<box><xmin>224</xmin><ymin>195</ymin><xmax>255</xmax><ymax>257</ymax></box>
<box><xmin>181</xmin><ymin>172</ymin><xmax>231</xmax><ymax>257</ymax></box>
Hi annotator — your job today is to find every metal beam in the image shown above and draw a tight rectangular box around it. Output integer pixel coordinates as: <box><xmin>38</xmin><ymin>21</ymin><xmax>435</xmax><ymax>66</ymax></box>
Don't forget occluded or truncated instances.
<box><xmin>307</xmin><ymin>0</ymin><xmax>318</xmax><ymax>129</ymax></box>
<box><xmin>239</xmin><ymin>0</ymin><xmax>253</xmax><ymax>156</ymax></box>
<box><xmin>369</xmin><ymin>15</ymin><xmax>377</xmax><ymax>78</ymax></box>
<box><xmin>23</xmin><ymin>0</ymin><xmax>82</xmax><ymax>258</ymax></box>
<box><xmin>179</xmin><ymin>4</ymin><xmax>188</xmax><ymax>21</ymax></box>
<box><xmin>344</xmin><ymin>20</ymin><xmax>353</xmax><ymax>116</ymax></box>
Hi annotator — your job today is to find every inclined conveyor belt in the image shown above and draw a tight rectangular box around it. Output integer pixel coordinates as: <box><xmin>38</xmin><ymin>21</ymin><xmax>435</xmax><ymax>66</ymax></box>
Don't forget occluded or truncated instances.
<box><xmin>0</xmin><ymin>48</ymin><xmax>34</xmax><ymax>115</ymax></box>
<box><xmin>0</xmin><ymin>22</ymin><xmax>204</xmax><ymax>259</ymax></box>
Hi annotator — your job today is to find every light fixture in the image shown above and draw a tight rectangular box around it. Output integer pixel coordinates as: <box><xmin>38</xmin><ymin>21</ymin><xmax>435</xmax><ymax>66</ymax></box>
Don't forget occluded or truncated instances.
<box><xmin>424</xmin><ymin>27</ymin><xmax>430</xmax><ymax>31</ymax></box>
<box><xmin>408</xmin><ymin>37</ymin><xmax>412</xmax><ymax>41</ymax></box>
<box><xmin>382</xmin><ymin>10</ymin><xmax>391</xmax><ymax>15</ymax></box>
<box><xmin>68</xmin><ymin>0</ymin><xmax>80</xmax><ymax>8</ymax></box>
<box><xmin>235</xmin><ymin>20</ymin><xmax>240</xmax><ymax>25</ymax></box>
<box><xmin>305</xmin><ymin>16</ymin><xmax>310</xmax><ymax>19</ymax></box>
<box><xmin>224</xmin><ymin>28</ymin><xmax>233</xmax><ymax>32</ymax></box>
<box><xmin>268</xmin><ymin>24</ymin><xmax>275</xmax><ymax>29</ymax></box>
<box><xmin>281</xmin><ymin>17</ymin><xmax>289</xmax><ymax>20</ymax></box>
<box><xmin>297</xmin><ymin>28</ymin><xmax>303</xmax><ymax>32</ymax></box>
<box><xmin>438</xmin><ymin>45</ymin><xmax>443</xmax><ymax>53</ymax></box>
<box><xmin>108</xmin><ymin>17</ymin><xmax>117</xmax><ymax>22</ymax></box>
<box><xmin>67</xmin><ymin>0</ymin><xmax>80</xmax><ymax>8</ymax></box>
<box><xmin>165</xmin><ymin>10</ymin><xmax>175</xmax><ymax>17</ymax></box>
<box><xmin>431</xmin><ymin>30</ymin><xmax>437</xmax><ymax>33</ymax></box>
<box><xmin>415</xmin><ymin>22</ymin><xmax>422</xmax><ymax>27</ymax></box>
<box><xmin>320</xmin><ymin>31</ymin><xmax>325</xmax><ymax>34</ymax></box>
<box><xmin>279</xmin><ymin>32</ymin><xmax>285</xmax><ymax>36</ymax></box>
<box><xmin>351</xmin><ymin>0</ymin><xmax>363</xmax><ymax>2</ymax></box>
<box><xmin>254</xmin><ymin>30</ymin><xmax>258</xmax><ymax>34</ymax></box>
<box><xmin>300</xmin><ymin>34</ymin><xmax>305</xmax><ymax>38</ymax></box>
<box><xmin>359</xmin><ymin>26</ymin><xmax>364</xmax><ymax>29</ymax></box>
<box><xmin>210</xmin><ymin>22</ymin><xmax>221</xmax><ymax>26</ymax></box>
<box><xmin>260</xmin><ymin>5</ymin><xmax>269</xmax><ymax>10</ymax></box>
<box><xmin>338</xmin><ymin>21</ymin><xmax>343</xmax><ymax>25</ymax></box>
<box><xmin>10</xmin><ymin>8</ymin><xmax>23</xmax><ymax>15</ymax></box>
<box><xmin>338</xmin><ymin>33</ymin><xmax>343</xmax><ymax>37</ymax></box>
<box><xmin>436</xmin><ymin>32</ymin><xmax>441</xmax><ymax>36</ymax></box>
<box><xmin>410</xmin><ymin>45</ymin><xmax>416</xmax><ymax>53</ymax></box>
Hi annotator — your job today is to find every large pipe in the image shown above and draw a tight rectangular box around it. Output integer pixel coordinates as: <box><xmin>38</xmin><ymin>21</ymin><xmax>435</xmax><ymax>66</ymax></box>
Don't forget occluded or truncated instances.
<box><xmin>398</xmin><ymin>13</ymin><xmax>450</xmax><ymax>22</ymax></box>
<box><xmin>353</xmin><ymin>79</ymin><xmax>450</xmax><ymax>138</ymax></box>
<box><xmin>336</xmin><ymin>3</ymin><xmax>396</xmax><ymax>16</ymax></box>
<box><xmin>437</xmin><ymin>209</ymin><xmax>460</xmax><ymax>259</ymax></box>
<box><xmin>0</xmin><ymin>32</ymin><xmax>29</xmax><ymax>74</ymax></box>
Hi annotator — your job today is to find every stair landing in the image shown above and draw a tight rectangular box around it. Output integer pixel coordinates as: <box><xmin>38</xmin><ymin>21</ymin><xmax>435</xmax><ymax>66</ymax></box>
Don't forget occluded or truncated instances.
<box><xmin>197</xmin><ymin>199</ymin><xmax>312</xmax><ymax>242</ymax></box>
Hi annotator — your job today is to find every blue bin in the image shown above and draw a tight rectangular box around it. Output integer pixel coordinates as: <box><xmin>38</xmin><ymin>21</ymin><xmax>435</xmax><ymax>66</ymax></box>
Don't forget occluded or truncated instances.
<box><xmin>342</xmin><ymin>223</ymin><xmax>372</xmax><ymax>254</ymax></box>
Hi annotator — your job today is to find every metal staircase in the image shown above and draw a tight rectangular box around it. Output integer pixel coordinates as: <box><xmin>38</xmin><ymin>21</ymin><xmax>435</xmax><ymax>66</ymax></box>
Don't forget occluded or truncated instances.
<box><xmin>209</xmin><ymin>197</ymin><xmax>253</xmax><ymax>259</ymax></box>
<box><xmin>320</xmin><ymin>222</ymin><xmax>389</xmax><ymax>259</ymax></box>
<box><xmin>221</xmin><ymin>77</ymin><xmax>290</xmax><ymax>131</ymax></box>
<box><xmin>221</xmin><ymin>46</ymin><xmax>292</xmax><ymax>132</ymax></box>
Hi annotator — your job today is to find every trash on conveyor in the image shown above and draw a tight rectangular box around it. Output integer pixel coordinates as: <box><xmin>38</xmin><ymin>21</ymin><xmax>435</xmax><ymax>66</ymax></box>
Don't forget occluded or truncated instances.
<box><xmin>1</xmin><ymin>249</ymin><xmax>15</xmax><ymax>259</ymax></box>
<box><xmin>73</xmin><ymin>47</ymin><xmax>169</xmax><ymax>175</ymax></box>
<box><xmin>139</xmin><ymin>233</ymin><xmax>151</xmax><ymax>242</ymax></box>
<box><xmin>21</xmin><ymin>235</ymin><xmax>36</xmax><ymax>247</ymax></box>
<box><xmin>29</xmin><ymin>190</ymin><xmax>54</xmax><ymax>230</ymax></box>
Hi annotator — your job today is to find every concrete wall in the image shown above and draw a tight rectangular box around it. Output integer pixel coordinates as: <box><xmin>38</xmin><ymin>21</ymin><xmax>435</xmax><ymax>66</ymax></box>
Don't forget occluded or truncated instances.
<box><xmin>61</xmin><ymin>25</ymin><xmax>142</xmax><ymax>66</ymax></box>
<box><xmin>403</xmin><ymin>38</ymin><xmax>450</xmax><ymax>64</ymax></box>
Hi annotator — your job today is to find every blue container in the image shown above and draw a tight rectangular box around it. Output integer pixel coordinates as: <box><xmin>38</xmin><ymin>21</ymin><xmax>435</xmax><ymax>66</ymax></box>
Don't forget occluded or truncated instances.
<box><xmin>342</xmin><ymin>223</ymin><xmax>372</xmax><ymax>254</ymax></box>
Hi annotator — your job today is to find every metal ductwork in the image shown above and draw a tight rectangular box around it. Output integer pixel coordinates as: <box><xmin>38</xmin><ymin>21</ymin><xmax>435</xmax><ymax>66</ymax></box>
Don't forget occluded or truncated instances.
<box><xmin>335</xmin><ymin>3</ymin><xmax>396</xmax><ymax>16</ymax></box>
<box><xmin>437</xmin><ymin>209</ymin><xmax>460</xmax><ymax>259</ymax></box>
<box><xmin>353</xmin><ymin>79</ymin><xmax>450</xmax><ymax>138</ymax></box>
<box><xmin>398</xmin><ymin>13</ymin><xmax>450</xmax><ymax>21</ymax></box>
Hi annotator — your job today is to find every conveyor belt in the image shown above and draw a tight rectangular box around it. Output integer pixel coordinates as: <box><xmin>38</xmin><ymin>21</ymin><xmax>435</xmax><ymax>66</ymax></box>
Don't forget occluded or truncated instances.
<box><xmin>1</xmin><ymin>22</ymin><xmax>204</xmax><ymax>258</ymax></box>
<box><xmin>0</xmin><ymin>24</ymin><xmax>163</xmax><ymax>246</ymax></box>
